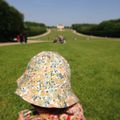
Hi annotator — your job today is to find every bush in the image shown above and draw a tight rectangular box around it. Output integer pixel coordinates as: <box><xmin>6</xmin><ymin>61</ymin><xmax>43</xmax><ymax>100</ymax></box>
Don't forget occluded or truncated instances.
<box><xmin>72</xmin><ymin>24</ymin><xmax>98</xmax><ymax>35</ymax></box>
<box><xmin>24</xmin><ymin>22</ymin><xmax>47</xmax><ymax>37</ymax></box>
<box><xmin>72</xmin><ymin>19</ymin><xmax>120</xmax><ymax>38</ymax></box>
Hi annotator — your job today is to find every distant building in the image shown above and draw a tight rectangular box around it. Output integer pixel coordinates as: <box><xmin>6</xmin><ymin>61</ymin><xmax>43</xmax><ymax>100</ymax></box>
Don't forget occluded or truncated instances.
<box><xmin>57</xmin><ymin>24</ymin><xmax>64</xmax><ymax>31</ymax></box>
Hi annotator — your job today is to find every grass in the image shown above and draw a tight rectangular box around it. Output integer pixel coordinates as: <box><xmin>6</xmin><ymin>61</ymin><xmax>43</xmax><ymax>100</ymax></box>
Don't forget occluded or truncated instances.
<box><xmin>0</xmin><ymin>29</ymin><xmax>120</xmax><ymax>120</ymax></box>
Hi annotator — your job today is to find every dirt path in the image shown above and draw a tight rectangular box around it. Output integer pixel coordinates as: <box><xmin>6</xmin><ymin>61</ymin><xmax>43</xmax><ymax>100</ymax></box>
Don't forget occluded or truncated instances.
<box><xmin>0</xmin><ymin>40</ymin><xmax>50</xmax><ymax>47</ymax></box>
<box><xmin>0</xmin><ymin>29</ymin><xmax>51</xmax><ymax>47</ymax></box>
<box><xmin>28</xmin><ymin>29</ymin><xmax>51</xmax><ymax>39</ymax></box>
<box><xmin>72</xmin><ymin>30</ymin><xmax>107</xmax><ymax>39</ymax></box>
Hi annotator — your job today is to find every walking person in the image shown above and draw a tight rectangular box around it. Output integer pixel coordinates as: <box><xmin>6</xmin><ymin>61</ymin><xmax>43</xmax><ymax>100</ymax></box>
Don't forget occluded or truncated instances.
<box><xmin>16</xmin><ymin>34</ymin><xmax>20</xmax><ymax>42</ymax></box>
<box><xmin>24</xmin><ymin>34</ymin><xmax>28</xmax><ymax>44</ymax></box>
<box><xmin>20</xmin><ymin>33</ymin><xmax>24</xmax><ymax>44</ymax></box>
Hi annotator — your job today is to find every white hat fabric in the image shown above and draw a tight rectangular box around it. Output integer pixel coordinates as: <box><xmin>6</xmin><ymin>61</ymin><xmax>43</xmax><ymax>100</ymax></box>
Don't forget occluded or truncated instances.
<box><xmin>16</xmin><ymin>51</ymin><xmax>79</xmax><ymax>108</ymax></box>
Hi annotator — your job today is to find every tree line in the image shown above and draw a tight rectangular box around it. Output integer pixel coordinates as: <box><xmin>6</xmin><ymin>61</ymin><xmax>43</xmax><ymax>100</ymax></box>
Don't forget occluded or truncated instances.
<box><xmin>24</xmin><ymin>22</ymin><xmax>47</xmax><ymax>37</ymax></box>
<box><xmin>72</xmin><ymin>19</ymin><xmax>120</xmax><ymax>38</ymax></box>
<box><xmin>0</xmin><ymin>0</ymin><xmax>47</xmax><ymax>42</ymax></box>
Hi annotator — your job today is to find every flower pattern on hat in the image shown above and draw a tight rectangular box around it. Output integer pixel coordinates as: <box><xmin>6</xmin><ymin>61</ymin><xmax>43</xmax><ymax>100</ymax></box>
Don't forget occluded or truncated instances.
<box><xmin>16</xmin><ymin>51</ymin><xmax>79</xmax><ymax>108</ymax></box>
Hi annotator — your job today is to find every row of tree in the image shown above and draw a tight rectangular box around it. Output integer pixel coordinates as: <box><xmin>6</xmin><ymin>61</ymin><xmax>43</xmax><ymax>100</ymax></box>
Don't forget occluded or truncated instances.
<box><xmin>24</xmin><ymin>22</ymin><xmax>47</xmax><ymax>37</ymax></box>
<box><xmin>72</xmin><ymin>19</ymin><xmax>120</xmax><ymax>38</ymax></box>
<box><xmin>0</xmin><ymin>0</ymin><xmax>47</xmax><ymax>42</ymax></box>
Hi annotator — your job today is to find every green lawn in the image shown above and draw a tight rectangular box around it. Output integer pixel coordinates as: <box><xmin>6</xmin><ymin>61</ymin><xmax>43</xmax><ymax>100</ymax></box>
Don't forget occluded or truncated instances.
<box><xmin>0</xmin><ymin>29</ymin><xmax>120</xmax><ymax>120</ymax></box>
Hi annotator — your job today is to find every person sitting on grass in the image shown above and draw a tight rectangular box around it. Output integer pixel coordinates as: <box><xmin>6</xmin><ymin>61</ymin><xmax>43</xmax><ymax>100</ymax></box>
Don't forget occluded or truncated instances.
<box><xmin>15</xmin><ymin>51</ymin><xmax>85</xmax><ymax>120</ymax></box>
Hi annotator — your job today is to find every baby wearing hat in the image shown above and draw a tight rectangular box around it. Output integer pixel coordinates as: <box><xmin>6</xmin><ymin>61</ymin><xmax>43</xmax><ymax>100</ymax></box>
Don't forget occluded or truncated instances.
<box><xmin>16</xmin><ymin>51</ymin><xmax>85</xmax><ymax>120</ymax></box>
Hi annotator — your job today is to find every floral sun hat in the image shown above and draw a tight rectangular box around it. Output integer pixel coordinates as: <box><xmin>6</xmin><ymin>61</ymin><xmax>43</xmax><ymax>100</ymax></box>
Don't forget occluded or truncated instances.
<box><xmin>16</xmin><ymin>51</ymin><xmax>79</xmax><ymax>108</ymax></box>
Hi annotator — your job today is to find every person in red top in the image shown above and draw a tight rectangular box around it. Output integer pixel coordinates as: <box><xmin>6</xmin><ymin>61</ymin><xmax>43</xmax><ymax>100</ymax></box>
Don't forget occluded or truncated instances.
<box><xmin>17</xmin><ymin>35</ymin><xmax>20</xmax><ymax>42</ymax></box>
<box><xmin>16</xmin><ymin>51</ymin><xmax>85</xmax><ymax>120</ymax></box>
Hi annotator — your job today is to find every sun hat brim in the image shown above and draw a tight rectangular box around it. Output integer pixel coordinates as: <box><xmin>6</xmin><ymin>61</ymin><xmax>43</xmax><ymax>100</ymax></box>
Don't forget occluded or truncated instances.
<box><xmin>15</xmin><ymin>83</ymin><xmax>79</xmax><ymax>108</ymax></box>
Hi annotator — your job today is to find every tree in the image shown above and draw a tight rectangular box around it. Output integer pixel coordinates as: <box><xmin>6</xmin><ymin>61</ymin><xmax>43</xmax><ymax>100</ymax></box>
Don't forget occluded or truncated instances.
<box><xmin>72</xmin><ymin>19</ymin><xmax>120</xmax><ymax>37</ymax></box>
<box><xmin>0</xmin><ymin>0</ymin><xmax>24</xmax><ymax>42</ymax></box>
<box><xmin>24</xmin><ymin>21</ymin><xmax>47</xmax><ymax>36</ymax></box>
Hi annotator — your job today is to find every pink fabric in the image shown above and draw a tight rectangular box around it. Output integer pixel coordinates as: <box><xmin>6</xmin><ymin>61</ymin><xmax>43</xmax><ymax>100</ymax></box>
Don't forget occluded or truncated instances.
<box><xmin>18</xmin><ymin>103</ymin><xmax>85</xmax><ymax>120</ymax></box>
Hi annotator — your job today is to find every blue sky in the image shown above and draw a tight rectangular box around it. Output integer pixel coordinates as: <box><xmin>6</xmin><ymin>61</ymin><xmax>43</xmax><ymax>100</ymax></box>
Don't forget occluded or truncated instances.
<box><xmin>6</xmin><ymin>0</ymin><xmax>120</xmax><ymax>26</ymax></box>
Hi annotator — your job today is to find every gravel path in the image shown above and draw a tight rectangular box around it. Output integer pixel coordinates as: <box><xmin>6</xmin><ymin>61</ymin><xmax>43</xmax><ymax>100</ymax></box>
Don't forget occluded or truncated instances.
<box><xmin>0</xmin><ymin>40</ymin><xmax>50</xmax><ymax>47</ymax></box>
<box><xmin>72</xmin><ymin>30</ymin><xmax>107</xmax><ymax>39</ymax></box>
<box><xmin>28</xmin><ymin>29</ymin><xmax>51</xmax><ymax>39</ymax></box>
<box><xmin>0</xmin><ymin>29</ymin><xmax>51</xmax><ymax>47</ymax></box>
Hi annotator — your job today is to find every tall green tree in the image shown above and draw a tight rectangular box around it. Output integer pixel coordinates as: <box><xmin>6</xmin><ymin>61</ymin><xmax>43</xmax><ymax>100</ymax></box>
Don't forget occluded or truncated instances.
<box><xmin>0</xmin><ymin>0</ymin><xmax>24</xmax><ymax>42</ymax></box>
